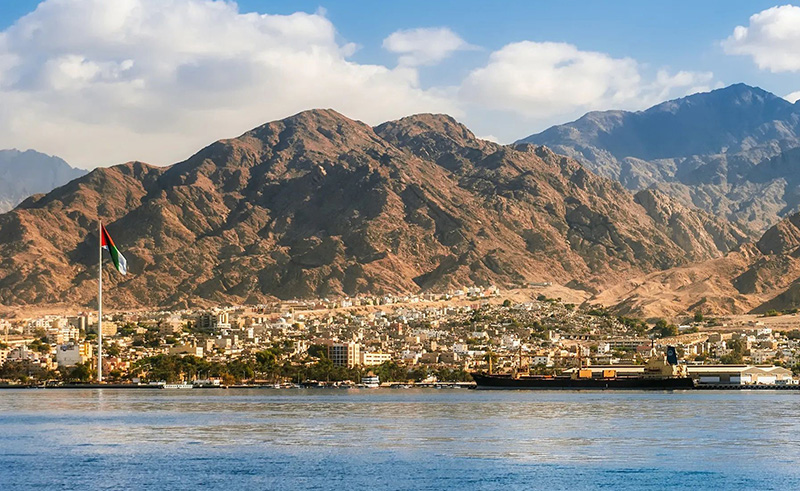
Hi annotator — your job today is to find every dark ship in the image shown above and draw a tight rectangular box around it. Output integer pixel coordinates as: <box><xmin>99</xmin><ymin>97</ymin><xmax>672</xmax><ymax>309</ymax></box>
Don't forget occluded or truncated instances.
<box><xmin>472</xmin><ymin>346</ymin><xmax>695</xmax><ymax>390</ymax></box>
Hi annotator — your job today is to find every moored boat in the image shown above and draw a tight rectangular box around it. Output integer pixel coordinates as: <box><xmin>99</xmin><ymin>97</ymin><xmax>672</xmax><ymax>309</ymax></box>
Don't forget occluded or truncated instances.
<box><xmin>473</xmin><ymin>347</ymin><xmax>695</xmax><ymax>390</ymax></box>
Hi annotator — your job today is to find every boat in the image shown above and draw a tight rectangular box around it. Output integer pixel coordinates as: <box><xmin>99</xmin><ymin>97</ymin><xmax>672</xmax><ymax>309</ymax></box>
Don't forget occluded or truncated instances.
<box><xmin>472</xmin><ymin>347</ymin><xmax>696</xmax><ymax>390</ymax></box>
<box><xmin>361</xmin><ymin>372</ymin><xmax>380</xmax><ymax>388</ymax></box>
<box><xmin>162</xmin><ymin>383</ymin><xmax>193</xmax><ymax>389</ymax></box>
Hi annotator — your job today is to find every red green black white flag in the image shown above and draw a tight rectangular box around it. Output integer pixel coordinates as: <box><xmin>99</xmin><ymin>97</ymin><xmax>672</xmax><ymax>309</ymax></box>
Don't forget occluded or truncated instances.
<box><xmin>101</xmin><ymin>225</ymin><xmax>127</xmax><ymax>275</ymax></box>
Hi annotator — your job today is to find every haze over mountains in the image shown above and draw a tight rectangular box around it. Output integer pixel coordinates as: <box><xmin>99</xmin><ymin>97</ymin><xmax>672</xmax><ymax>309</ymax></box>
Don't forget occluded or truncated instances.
<box><xmin>521</xmin><ymin>84</ymin><xmax>800</xmax><ymax>232</ymax></box>
<box><xmin>0</xmin><ymin>110</ymin><xmax>747</xmax><ymax>310</ymax></box>
<box><xmin>0</xmin><ymin>150</ymin><xmax>86</xmax><ymax>213</ymax></box>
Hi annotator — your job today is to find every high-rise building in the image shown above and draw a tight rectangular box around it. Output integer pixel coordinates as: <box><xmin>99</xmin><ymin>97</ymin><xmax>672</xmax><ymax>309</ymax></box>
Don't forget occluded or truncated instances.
<box><xmin>328</xmin><ymin>342</ymin><xmax>360</xmax><ymax>368</ymax></box>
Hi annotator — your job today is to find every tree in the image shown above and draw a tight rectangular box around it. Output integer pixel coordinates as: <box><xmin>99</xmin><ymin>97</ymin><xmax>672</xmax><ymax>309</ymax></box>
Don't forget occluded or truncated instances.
<box><xmin>653</xmin><ymin>319</ymin><xmax>678</xmax><ymax>338</ymax></box>
<box><xmin>255</xmin><ymin>349</ymin><xmax>280</xmax><ymax>381</ymax></box>
<box><xmin>28</xmin><ymin>339</ymin><xmax>51</xmax><ymax>354</ymax></box>
<box><xmin>67</xmin><ymin>362</ymin><xmax>93</xmax><ymax>382</ymax></box>
<box><xmin>307</xmin><ymin>344</ymin><xmax>328</xmax><ymax>359</ymax></box>
<box><xmin>502</xmin><ymin>299</ymin><xmax>511</xmax><ymax>308</ymax></box>
<box><xmin>0</xmin><ymin>360</ymin><xmax>52</xmax><ymax>383</ymax></box>
<box><xmin>693</xmin><ymin>311</ymin><xmax>704</xmax><ymax>323</ymax></box>
<box><xmin>373</xmin><ymin>361</ymin><xmax>408</xmax><ymax>382</ymax></box>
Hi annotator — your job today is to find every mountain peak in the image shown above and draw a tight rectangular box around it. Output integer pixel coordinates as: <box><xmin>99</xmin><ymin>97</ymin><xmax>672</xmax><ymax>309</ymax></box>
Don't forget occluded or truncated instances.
<box><xmin>240</xmin><ymin>108</ymin><xmax>379</xmax><ymax>150</ymax></box>
<box><xmin>376</xmin><ymin>113</ymin><xmax>474</xmax><ymax>140</ymax></box>
<box><xmin>374</xmin><ymin>113</ymin><xmax>491</xmax><ymax>162</ymax></box>
<box><xmin>522</xmin><ymin>83</ymin><xmax>800</xmax><ymax>163</ymax></box>
<box><xmin>650</xmin><ymin>83</ymin><xmax>787</xmax><ymax>116</ymax></box>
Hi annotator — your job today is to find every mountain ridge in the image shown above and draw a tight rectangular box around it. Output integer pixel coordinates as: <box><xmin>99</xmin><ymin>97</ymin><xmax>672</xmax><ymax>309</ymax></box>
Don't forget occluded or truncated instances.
<box><xmin>0</xmin><ymin>109</ymin><xmax>749</xmax><ymax>310</ymax></box>
<box><xmin>520</xmin><ymin>84</ymin><xmax>800</xmax><ymax>232</ymax></box>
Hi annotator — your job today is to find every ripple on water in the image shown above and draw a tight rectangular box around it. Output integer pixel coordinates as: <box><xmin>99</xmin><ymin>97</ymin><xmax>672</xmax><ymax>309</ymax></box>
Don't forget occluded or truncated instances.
<box><xmin>1</xmin><ymin>389</ymin><xmax>800</xmax><ymax>489</ymax></box>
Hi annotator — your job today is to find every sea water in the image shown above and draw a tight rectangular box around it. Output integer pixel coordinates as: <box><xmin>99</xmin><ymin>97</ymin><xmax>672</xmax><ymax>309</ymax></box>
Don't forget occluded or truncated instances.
<box><xmin>1</xmin><ymin>389</ymin><xmax>799</xmax><ymax>490</ymax></box>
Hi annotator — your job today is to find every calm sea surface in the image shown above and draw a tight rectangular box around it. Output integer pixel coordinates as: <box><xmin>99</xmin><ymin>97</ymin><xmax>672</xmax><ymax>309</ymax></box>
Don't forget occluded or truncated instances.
<box><xmin>1</xmin><ymin>388</ymin><xmax>799</xmax><ymax>490</ymax></box>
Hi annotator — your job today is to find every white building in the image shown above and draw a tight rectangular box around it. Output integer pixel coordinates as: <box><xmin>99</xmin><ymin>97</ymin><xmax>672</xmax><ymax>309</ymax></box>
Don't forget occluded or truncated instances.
<box><xmin>169</xmin><ymin>344</ymin><xmax>203</xmax><ymax>358</ymax></box>
<box><xmin>360</xmin><ymin>352</ymin><xmax>392</xmax><ymax>366</ymax></box>
<box><xmin>56</xmin><ymin>343</ymin><xmax>93</xmax><ymax>367</ymax></box>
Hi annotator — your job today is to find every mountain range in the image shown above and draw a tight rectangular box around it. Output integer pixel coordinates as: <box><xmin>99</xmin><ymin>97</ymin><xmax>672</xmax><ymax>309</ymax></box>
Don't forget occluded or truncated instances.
<box><xmin>521</xmin><ymin>84</ymin><xmax>800</xmax><ymax>232</ymax></box>
<box><xmin>2</xmin><ymin>84</ymin><xmax>800</xmax><ymax>317</ymax></box>
<box><xmin>0</xmin><ymin>110</ymin><xmax>747</xmax><ymax>310</ymax></box>
<box><xmin>0</xmin><ymin>149</ymin><xmax>86</xmax><ymax>213</ymax></box>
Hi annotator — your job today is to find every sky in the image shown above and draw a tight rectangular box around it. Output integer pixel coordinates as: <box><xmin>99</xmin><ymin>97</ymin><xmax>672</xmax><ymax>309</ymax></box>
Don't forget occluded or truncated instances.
<box><xmin>0</xmin><ymin>0</ymin><xmax>798</xmax><ymax>169</ymax></box>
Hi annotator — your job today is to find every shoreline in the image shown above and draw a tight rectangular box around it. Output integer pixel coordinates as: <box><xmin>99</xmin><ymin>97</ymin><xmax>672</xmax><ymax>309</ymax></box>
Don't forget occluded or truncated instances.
<box><xmin>2</xmin><ymin>383</ymin><xmax>799</xmax><ymax>391</ymax></box>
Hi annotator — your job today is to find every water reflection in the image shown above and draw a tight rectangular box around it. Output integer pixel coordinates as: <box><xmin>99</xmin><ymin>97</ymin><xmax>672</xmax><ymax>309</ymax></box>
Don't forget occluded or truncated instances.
<box><xmin>2</xmin><ymin>389</ymin><xmax>800</xmax><ymax>489</ymax></box>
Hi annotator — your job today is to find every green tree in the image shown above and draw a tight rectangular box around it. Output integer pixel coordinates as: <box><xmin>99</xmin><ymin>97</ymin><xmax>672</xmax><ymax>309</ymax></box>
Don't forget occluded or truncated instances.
<box><xmin>67</xmin><ymin>362</ymin><xmax>93</xmax><ymax>382</ymax></box>
<box><xmin>307</xmin><ymin>344</ymin><xmax>328</xmax><ymax>359</ymax></box>
<box><xmin>373</xmin><ymin>361</ymin><xmax>409</xmax><ymax>382</ymax></box>
<box><xmin>28</xmin><ymin>339</ymin><xmax>51</xmax><ymax>354</ymax></box>
<box><xmin>0</xmin><ymin>360</ymin><xmax>52</xmax><ymax>383</ymax></box>
<box><xmin>653</xmin><ymin>319</ymin><xmax>678</xmax><ymax>338</ymax></box>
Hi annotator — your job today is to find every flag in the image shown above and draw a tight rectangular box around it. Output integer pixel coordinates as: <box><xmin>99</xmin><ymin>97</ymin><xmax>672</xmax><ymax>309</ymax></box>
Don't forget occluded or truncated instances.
<box><xmin>101</xmin><ymin>225</ymin><xmax>127</xmax><ymax>275</ymax></box>
<box><xmin>666</xmin><ymin>346</ymin><xmax>678</xmax><ymax>365</ymax></box>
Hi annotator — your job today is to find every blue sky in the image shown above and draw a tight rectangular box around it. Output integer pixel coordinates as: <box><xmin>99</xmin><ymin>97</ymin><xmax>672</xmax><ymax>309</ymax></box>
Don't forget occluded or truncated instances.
<box><xmin>214</xmin><ymin>0</ymin><xmax>799</xmax><ymax>94</ymax></box>
<box><xmin>0</xmin><ymin>1</ymin><xmax>798</xmax><ymax>168</ymax></box>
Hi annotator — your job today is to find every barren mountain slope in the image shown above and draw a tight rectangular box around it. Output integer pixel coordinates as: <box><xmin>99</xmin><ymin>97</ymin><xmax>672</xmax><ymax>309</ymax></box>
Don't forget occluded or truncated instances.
<box><xmin>0</xmin><ymin>110</ymin><xmax>749</xmax><ymax>309</ymax></box>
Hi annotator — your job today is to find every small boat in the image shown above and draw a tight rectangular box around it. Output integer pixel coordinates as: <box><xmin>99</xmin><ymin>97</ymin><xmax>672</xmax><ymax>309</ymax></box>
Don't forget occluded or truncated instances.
<box><xmin>162</xmin><ymin>383</ymin><xmax>193</xmax><ymax>389</ymax></box>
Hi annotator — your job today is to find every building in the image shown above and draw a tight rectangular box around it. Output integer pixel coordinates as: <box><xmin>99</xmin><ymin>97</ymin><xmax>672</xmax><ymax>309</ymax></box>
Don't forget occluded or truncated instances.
<box><xmin>46</xmin><ymin>326</ymin><xmax>80</xmax><ymax>345</ymax></box>
<box><xmin>91</xmin><ymin>321</ymin><xmax>118</xmax><ymax>337</ymax></box>
<box><xmin>687</xmin><ymin>365</ymin><xmax>795</xmax><ymax>385</ymax></box>
<box><xmin>418</xmin><ymin>352</ymin><xmax>439</xmax><ymax>364</ymax></box>
<box><xmin>169</xmin><ymin>344</ymin><xmax>203</xmax><ymax>358</ymax></box>
<box><xmin>56</xmin><ymin>342</ymin><xmax>93</xmax><ymax>367</ymax></box>
<box><xmin>197</xmin><ymin>311</ymin><xmax>231</xmax><ymax>330</ymax></box>
<box><xmin>328</xmin><ymin>342</ymin><xmax>360</xmax><ymax>368</ymax></box>
<box><xmin>360</xmin><ymin>352</ymin><xmax>391</xmax><ymax>366</ymax></box>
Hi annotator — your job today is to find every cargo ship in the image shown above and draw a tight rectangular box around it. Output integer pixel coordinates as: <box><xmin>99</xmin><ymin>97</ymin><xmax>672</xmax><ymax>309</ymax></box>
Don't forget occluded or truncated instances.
<box><xmin>472</xmin><ymin>347</ymin><xmax>695</xmax><ymax>390</ymax></box>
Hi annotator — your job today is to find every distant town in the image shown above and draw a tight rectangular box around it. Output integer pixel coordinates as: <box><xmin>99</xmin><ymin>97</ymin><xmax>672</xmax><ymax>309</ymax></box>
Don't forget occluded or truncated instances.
<box><xmin>2</xmin><ymin>285</ymin><xmax>799</xmax><ymax>388</ymax></box>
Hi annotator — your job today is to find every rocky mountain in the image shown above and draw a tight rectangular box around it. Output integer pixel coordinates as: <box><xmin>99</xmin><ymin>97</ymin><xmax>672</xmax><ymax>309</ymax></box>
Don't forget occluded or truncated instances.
<box><xmin>592</xmin><ymin>211</ymin><xmax>800</xmax><ymax>318</ymax></box>
<box><xmin>0</xmin><ymin>149</ymin><xmax>86</xmax><ymax>213</ymax></box>
<box><xmin>520</xmin><ymin>84</ymin><xmax>800</xmax><ymax>232</ymax></box>
<box><xmin>0</xmin><ymin>110</ymin><xmax>750</xmax><ymax>310</ymax></box>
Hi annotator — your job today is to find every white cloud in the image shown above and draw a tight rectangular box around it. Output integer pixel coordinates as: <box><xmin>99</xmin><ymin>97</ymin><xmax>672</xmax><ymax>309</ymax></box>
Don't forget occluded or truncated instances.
<box><xmin>383</xmin><ymin>27</ymin><xmax>471</xmax><ymax>66</ymax></box>
<box><xmin>786</xmin><ymin>91</ymin><xmax>800</xmax><ymax>103</ymax></box>
<box><xmin>722</xmin><ymin>5</ymin><xmax>800</xmax><ymax>72</ymax></box>
<box><xmin>0</xmin><ymin>0</ymin><xmax>460</xmax><ymax>168</ymax></box>
<box><xmin>459</xmin><ymin>41</ymin><xmax>715</xmax><ymax>120</ymax></box>
<box><xmin>0</xmin><ymin>1</ymin><xmax>724</xmax><ymax>167</ymax></box>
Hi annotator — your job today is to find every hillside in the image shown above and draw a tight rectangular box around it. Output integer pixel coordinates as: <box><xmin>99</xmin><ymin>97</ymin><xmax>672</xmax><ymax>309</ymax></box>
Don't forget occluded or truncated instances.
<box><xmin>0</xmin><ymin>110</ymin><xmax>749</xmax><ymax>310</ymax></box>
<box><xmin>592</xmin><ymin>211</ymin><xmax>800</xmax><ymax>317</ymax></box>
<box><xmin>520</xmin><ymin>84</ymin><xmax>800</xmax><ymax>231</ymax></box>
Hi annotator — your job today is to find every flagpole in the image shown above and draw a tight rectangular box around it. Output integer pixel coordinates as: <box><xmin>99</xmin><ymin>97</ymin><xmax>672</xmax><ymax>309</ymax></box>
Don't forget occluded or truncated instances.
<box><xmin>98</xmin><ymin>220</ymin><xmax>103</xmax><ymax>383</ymax></box>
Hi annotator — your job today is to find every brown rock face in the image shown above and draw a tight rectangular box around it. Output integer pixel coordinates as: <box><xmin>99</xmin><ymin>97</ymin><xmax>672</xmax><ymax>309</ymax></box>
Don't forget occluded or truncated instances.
<box><xmin>592</xmin><ymin>212</ymin><xmax>800</xmax><ymax>317</ymax></box>
<box><xmin>0</xmin><ymin>110</ymin><xmax>749</xmax><ymax>309</ymax></box>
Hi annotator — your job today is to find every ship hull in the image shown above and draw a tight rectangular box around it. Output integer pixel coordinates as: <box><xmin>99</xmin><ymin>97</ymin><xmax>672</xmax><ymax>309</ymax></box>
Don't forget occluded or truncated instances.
<box><xmin>472</xmin><ymin>373</ymin><xmax>696</xmax><ymax>390</ymax></box>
